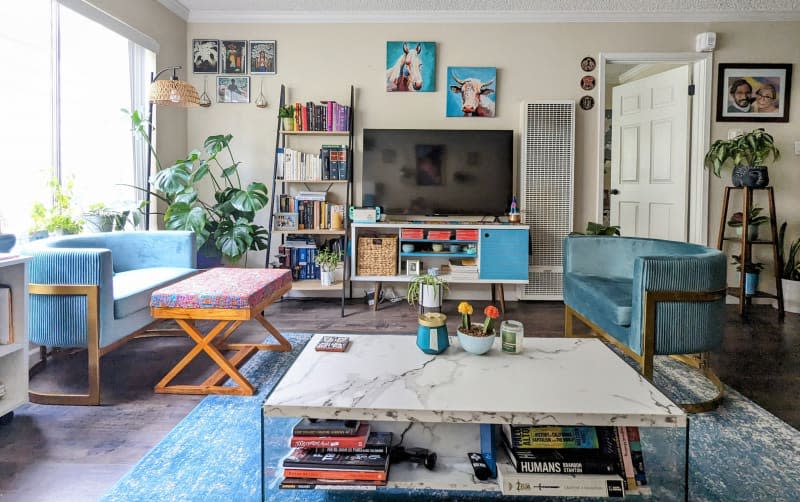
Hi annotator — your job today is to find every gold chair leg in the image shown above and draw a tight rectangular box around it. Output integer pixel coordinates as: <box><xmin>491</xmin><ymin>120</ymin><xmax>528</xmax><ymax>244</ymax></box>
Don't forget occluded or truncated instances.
<box><xmin>669</xmin><ymin>353</ymin><xmax>725</xmax><ymax>413</ymax></box>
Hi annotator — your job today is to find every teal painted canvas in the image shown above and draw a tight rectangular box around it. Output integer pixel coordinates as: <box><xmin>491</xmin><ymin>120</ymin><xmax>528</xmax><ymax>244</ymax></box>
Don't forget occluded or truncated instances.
<box><xmin>447</xmin><ymin>66</ymin><xmax>497</xmax><ymax>117</ymax></box>
<box><xmin>386</xmin><ymin>41</ymin><xmax>436</xmax><ymax>92</ymax></box>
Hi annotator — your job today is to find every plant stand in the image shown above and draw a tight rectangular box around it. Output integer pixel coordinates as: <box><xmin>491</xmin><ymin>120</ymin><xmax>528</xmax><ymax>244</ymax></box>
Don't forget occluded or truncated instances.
<box><xmin>716</xmin><ymin>186</ymin><xmax>784</xmax><ymax>317</ymax></box>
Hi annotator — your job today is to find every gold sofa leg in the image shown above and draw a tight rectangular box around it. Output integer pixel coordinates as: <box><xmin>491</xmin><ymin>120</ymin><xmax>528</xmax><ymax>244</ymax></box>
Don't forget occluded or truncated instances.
<box><xmin>28</xmin><ymin>284</ymin><xmax>101</xmax><ymax>406</ymax></box>
<box><xmin>669</xmin><ymin>353</ymin><xmax>725</xmax><ymax>413</ymax></box>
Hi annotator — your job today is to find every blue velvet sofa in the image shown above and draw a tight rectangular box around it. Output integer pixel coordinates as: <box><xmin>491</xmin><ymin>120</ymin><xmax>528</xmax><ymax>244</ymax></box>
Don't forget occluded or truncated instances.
<box><xmin>23</xmin><ymin>231</ymin><xmax>197</xmax><ymax>405</ymax></box>
<box><xmin>562</xmin><ymin>235</ymin><xmax>727</xmax><ymax>412</ymax></box>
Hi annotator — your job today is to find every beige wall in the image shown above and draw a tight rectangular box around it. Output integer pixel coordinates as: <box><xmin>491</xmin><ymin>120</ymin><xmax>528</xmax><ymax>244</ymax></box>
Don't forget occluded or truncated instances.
<box><xmin>184</xmin><ymin>21</ymin><xmax>800</xmax><ymax>287</ymax></box>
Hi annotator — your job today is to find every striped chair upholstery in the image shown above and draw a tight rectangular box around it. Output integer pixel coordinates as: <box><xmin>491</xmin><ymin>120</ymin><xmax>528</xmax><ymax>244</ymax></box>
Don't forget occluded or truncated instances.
<box><xmin>563</xmin><ymin>235</ymin><xmax>727</xmax><ymax>412</ymax></box>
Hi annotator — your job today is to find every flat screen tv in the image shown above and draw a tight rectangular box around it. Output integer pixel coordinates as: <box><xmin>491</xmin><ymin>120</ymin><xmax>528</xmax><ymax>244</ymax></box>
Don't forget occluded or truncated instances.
<box><xmin>362</xmin><ymin>129</ymin><xmax>514</xmax><ymax>217</ymax></box>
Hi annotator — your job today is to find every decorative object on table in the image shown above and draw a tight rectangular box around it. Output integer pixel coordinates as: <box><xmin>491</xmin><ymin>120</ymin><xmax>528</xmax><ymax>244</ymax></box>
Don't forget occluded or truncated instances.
<box><xmin>416</xmin><ymin>312</ymin><xmax>449</xmax><ymax>355</ymax></box>
<box><xmin>778</xmin><ymin>221</ymin><xmax>800</xmax><ymax>313</ymax></box>
<box><xmin>579</xmin><ymin>95</ymin><xmax>595</xmax><ymax>110</ymax></box>
<box><xmin>715</xmin><ymin>63</ymin><xmax>792</xmax><ymax>122</ymax></box>
<box><xmin>192</xmin><ymin>39</ymin><xmax>219</xmax><ymax>73</ymax></box>
<box><xmin>456</xmin><ymin>302</ymin><xmax>498</xmax><ymax>355</ymax></box>
<box><xmin>221</xmin><ymin>40</ymin><xmax>247</xmax><ymax>73</ymax></box>
<box><xmin>315</xmin><ymin>335</ymin><xmax>351</xmax><ymax>352</ymax></box>
<box><xmin>704</xmin><ymin>128</ymin><xmax>780</xmax><ymax>188</ymax></box>
<box><xmin>508</xmin><ymin>195</ymin><xmax>521</xmax><ymax>223</ymax></box>
<box><xmin>580</xmin><ymin>56</ymin><xmax>596</xmax><ymax>72</ymax></box>
<box><xmin>249</xmin><ymin>40</ymin><xmax>276</xmax><ymax>74</ymax></box>
<box><xmin>217</xmin><ymin>76</ymin><xmax>250</xmax><ymax>103</ymax></box>
<box><xmin>580</xmin><ymin>75</ymin><xmax>596</xmax><ymax>91</ymax></box>
<box><xmin>407</xmin><ymin>273</ymin><xmax>448</xmax><ymax>311</ymax></box>
<box><xmin>500</xmin><ymin>319</ymin><xmax>524</xmax><ymax>354</ymax></box>
<box><xmin>447</xmin><ymin>66</ymin><xmax>496</xmax><ymax>117</ymax></box>
<box><xmin>386</xmin><ymin>41</ymin><xmax>436</xmax><ymax>92</ymax></box>
<box><xmin>727</xmin><ymin>206</ymin><xmax>769</xmax><ymax>241</ymax></box>
<box><xmin>315</xmin><ymin>248</ymin><xmax>341</xmax><ymax>287</ymax></box>
<box><xmin>199</xmin><ymin>77</ymin><xmax>212</xmax><ymax>107</ymax></box>
<box><xmin>254</xmin><ymin>79</ymin><xmax>268</xmax><ymax>108</ymax></box>
<box><xmin>278</xmin><ymin>105</ymin><xmax>294</xmax><ymax>130</ymax></box>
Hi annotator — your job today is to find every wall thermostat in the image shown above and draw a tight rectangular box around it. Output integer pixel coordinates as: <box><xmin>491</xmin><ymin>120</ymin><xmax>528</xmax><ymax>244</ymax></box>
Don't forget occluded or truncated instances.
<box><xmin>696</xmin><ymin>32</ymin><xmax>716</xmax><ymax>52</ymax></box>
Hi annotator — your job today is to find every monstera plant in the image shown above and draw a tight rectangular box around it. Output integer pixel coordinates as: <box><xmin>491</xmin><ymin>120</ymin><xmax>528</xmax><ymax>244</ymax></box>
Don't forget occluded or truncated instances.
<box><xmin>127</xmin><ymin>110</ymin><xmax>269</xmax><ymax>262</ymax></box>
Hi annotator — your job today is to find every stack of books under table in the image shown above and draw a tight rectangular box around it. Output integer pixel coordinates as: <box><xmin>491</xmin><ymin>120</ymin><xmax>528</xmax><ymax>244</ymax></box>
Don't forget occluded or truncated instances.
<box><xmin>497</xmin><ymin>425</ymin><xmax>650</xmax><ymax>498</ymax></box>
<box><xmin>280</xmin><ymin>419</ymin><xmax>393</xmax><ymax>490</ymax></box>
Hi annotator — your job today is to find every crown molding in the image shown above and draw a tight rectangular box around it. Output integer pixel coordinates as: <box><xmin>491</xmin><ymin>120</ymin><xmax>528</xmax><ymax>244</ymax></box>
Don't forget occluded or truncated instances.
<box><xmin>157</xmin><ymin>0</ymin><xmax>190</xmax><ymax>21</ymax></box>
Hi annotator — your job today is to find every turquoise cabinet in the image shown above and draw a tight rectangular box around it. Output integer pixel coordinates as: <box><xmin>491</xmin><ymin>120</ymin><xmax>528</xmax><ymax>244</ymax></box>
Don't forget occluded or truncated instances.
<box><xmin>479</xmin><ymin>229</ymin><xmax>528</xmax><ymax>281</ymax></box>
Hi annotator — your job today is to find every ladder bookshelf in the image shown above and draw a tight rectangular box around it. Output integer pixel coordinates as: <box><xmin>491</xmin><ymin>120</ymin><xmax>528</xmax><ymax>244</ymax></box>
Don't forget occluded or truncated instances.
<box><xmin>266</xmin><ymin>85</ymin><xmax>354</xmax><ymax>317</ymax></box>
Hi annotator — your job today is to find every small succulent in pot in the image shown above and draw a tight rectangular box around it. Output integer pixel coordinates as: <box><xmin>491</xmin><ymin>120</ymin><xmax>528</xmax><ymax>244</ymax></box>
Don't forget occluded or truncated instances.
<box><xmin>483</xmin><ymin>305</ymin><xmax>501</xmax><ymax>334</ymax></box>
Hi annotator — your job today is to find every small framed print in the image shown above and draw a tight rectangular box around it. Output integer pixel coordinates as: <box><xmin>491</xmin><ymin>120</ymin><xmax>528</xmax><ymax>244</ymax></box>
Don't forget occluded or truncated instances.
<box><xmin>580</xmin><ymin>95</ymin><xmax>595</xmax><ymax>110</ymax></box>
<box><xmin>274</xmin><ymin>212</ymin><xmax>298</xmax><ymax>231</ymax></box>
<box><xmin>406</xmin><ymin>259</ymin><xmax>421</xmax><ymax>276</ymax></box>
<box><xmin>221</xmin><ymin>40</ymin><xmax>247</xmax><ymax>73</ymax></box>
<box><xmin>580</xmin><ymin>56</ymin><xmax>596</xmax><ymax>72</ymax></box>
<box><xmin>250</xmin><ymin>40</ymin><xmax>276</xmax><ymax>74</ymax></box>
<box><xmin>217</xmin><ymin>76</ymin><xmax>250</xmax><ymax>103</ymax></box>
<box><xmin>580</xmin><ymin>75</ymin><xmax>596</xmax><ymax>91</ymax></box>
<box><xmin>192</xmin><ymin>39</ymin><xmax>219</xmax><ymax>73</ymax></box>
<box><xmin>716</xmin><ymin>63</ymin><xmax>792</xmax><ymax>122</ymax></box>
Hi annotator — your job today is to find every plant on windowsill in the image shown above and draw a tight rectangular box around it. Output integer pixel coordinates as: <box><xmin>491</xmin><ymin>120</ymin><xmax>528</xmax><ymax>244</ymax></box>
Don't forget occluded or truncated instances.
<box><xmin>407</xmin><ymin>273</ymin><xmax>449</xmax><ymax>309</ymax></box>
<box><xmin>315</xmin><ymin>248</ymin><xmax>341</xmax><ymax>287</ymax></box>
<box><xmin>727</xmin><ymin>206</ymin><xmax>769</xmax><ymax>241</ymax></box>
<box><xmin>29</xmin><ymin>175</ymin><xmax>83</xmax><ymax>238</ymax></box>
<box><xmin>704</xmin><ymin>128</ymin><xmax>781</xmax><ymax>188</ymax></box>
<box><xmin>126</xmin><ymin>109</ymin><xmax>269</xmax><ymax>264</ymax></box>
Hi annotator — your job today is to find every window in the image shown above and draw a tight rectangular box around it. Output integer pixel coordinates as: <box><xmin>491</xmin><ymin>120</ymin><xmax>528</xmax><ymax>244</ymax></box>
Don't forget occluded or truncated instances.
<box><xmin>0</xmin><ymin>1</ymin><xmax>155</xmax><ymax>243</ymax></box>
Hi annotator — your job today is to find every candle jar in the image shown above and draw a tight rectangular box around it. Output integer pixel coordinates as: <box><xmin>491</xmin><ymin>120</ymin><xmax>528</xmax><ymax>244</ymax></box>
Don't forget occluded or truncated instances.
<box><xmin>500</xmin><ymin>320</ymin><xmax>524</xmax><ymax>354</ymax></box>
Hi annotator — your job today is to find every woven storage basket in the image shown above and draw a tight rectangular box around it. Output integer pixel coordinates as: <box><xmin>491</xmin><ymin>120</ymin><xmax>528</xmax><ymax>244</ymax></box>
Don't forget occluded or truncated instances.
<box><xmin>357</xmin><ymin>235</ymin><xmax>398</xmax><ymax>276</ymax></box>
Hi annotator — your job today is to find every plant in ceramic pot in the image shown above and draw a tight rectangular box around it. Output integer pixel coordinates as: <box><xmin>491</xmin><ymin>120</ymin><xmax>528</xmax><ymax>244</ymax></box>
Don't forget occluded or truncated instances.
<box><xmin>456</xmin><ymin>302</ymin><xmax>500</xmax><ymax>355</ymax></box>
<box><xmin>278</xmin><ymin>105</ymin><xmax>295</xmax><ymax>131</ymax></box>
<box><xmin>29</xmin><ymin>175</ymin><xmax>83</xmax><ymax>237</ymax></box>
<box><xmin>732</xmin><ymin>255</ymin><xmax>764</xmax><ymax>297</ymax></box>
<box><xmin>778</xmin><ymin>222</ymin><xmax>800</xmax><ymax>313</ymax></box>
<box><xmin>727</xmin><ymin>206</ymin><xmax>769</xmax><ymax>241</ymax></box>
<box><xmin>407</xmin><ymin>273</ymin><xmax>449</xmax><ymax>309</ymax></box>
<box><xmin>315</xmin><ymin>248</ymin><xmax>341</xmax><ymax>287</ymax></box>
<box><xmin>704</xmin><ymin>128</ymin><xmax>780</xmax><ymax>187</ymax></box>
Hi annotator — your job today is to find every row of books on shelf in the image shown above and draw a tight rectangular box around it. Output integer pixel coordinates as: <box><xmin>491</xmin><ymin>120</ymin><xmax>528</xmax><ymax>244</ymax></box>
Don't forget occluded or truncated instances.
<box><xmin>276</xmin><ymin>236</ymin><xmax>345</xmax><ymax>280</ymax></box>
<box><xmin>277</xmin><ymin>145</ymin><xmax>349</xmax><ymax>181</ymax></box>
<box><xmin>497</xmin><ymin>424</ymin><xmax>649</xmax><ymax>497</ymax></box>
<box><xmin>280</xmin><ymin>418</ymin><xmax>391</xmax><ymax>490</ymax></box>
<box><xmin>277</xmin><ymin>195</ymin><xmax>346</xmax><ymax>231</ymax></box>
<box><xmin>286</xmin><ymin>101</ymin><xmax>351</xmax><ymax>132</ymax></box>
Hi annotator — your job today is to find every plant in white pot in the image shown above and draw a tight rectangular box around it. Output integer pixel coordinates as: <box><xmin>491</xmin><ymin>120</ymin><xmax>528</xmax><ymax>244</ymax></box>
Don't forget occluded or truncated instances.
<box><xmin>315</xmin><ymin>248</ymin><xmax>341</xmax><ymax>287</ymax></box>
<box><xmin>778</xmin><ymin>222</ymin><xmax>800</xmax><ymax>313</ymax></box>
<box><xmin>407</xmin><ymin>273</ymin><xmax>448</xmax><ymax>310</ymax></box>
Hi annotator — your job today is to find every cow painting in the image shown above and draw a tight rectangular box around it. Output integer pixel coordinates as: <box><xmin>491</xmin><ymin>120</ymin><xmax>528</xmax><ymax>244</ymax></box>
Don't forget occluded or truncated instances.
<box><xmin>386</xmin><ymin>41</ymin><xmax>436</xmax><ymax>92</ymax></box>
<box><xmin>446</xmin><ymin>67</ymin><xmax>497</xmax><ymax>118</ymax></box>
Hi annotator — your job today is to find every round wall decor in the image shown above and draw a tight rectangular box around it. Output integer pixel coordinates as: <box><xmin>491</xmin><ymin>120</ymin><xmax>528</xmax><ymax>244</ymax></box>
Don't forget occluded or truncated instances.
<box><xmin>580</xmin><ymin>95</ymin><xmax>595</xmax><ymax>110</ymax></box>
<box><xmin>580</xmin><ymin>56</ymin><xmax>596</xmax><ymax>72</ymax></box>
<box><xmin>580</xmin><ymin>75</ymin><xmax>596</xmax><ymax>91</ymax></box>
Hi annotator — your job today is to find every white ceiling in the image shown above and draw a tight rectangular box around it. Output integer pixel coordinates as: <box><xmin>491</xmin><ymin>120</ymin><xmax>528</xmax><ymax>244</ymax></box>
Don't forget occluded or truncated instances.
<box><xmin>158</xmin><ymin>0</ymin><xmax>800</xmax><ymax>23</ymax></box>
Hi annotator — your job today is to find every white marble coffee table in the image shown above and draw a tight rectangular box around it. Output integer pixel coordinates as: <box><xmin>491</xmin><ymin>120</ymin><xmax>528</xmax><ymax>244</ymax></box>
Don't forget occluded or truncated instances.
<box><xmin>263</xmin><ymin>334</ymin><xmax>687</xmax><ymax>494</ymax></box>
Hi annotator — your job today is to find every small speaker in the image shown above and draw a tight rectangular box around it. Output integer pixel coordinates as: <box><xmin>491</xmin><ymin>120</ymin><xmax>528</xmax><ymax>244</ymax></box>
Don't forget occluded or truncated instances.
<box><xmin>696</xmin><ymin>32</ymin><xmax>716</xmax><ymax>52</ymax></box>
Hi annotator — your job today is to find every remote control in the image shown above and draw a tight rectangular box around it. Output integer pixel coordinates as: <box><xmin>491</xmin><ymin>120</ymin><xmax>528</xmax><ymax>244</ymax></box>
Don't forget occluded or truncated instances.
<box><xmin>468</xmin><ymin>452</ymin><xmax>490</xmax><ymax>481</ymax></box>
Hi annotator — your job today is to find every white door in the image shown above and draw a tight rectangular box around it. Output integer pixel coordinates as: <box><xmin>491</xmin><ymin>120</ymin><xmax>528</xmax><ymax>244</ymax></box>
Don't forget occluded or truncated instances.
<box><xmin>610</xmin><ymin>65</ymin><xmax>691</xmax><ymax>240</ymax></box>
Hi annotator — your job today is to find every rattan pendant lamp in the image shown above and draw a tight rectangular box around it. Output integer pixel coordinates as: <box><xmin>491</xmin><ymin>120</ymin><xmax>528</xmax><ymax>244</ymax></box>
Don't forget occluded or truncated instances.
<box><xmin>144</xmin><ymin>66</ymin><xmax>199</xmax><ymax>229</ymax></box>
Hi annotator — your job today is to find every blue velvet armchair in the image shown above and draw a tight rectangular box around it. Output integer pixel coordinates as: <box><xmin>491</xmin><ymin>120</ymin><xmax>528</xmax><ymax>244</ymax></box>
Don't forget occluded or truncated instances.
<box><xmin>23</xmin><ymin>231</ymin><xmax>197</xmax><ymax>405</ymax></box>
<box><xmin>562</xmin><ymin>235</ymin><xmax>727</xmax><ymax>412</ymax></box>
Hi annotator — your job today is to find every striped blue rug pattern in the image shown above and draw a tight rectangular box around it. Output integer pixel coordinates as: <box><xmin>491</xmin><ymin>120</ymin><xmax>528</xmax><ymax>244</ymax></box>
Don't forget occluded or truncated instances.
<box><xmin>102</xmin><ymin>333</ymin><xmax>800</xmax><ymax>502</ymax></box>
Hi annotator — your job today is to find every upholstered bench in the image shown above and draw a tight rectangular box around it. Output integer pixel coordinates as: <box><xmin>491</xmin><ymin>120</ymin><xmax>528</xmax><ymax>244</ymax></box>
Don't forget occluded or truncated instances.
<box><xmin>562</xmin><ymin>235</ymin><xmax>727</xmax><ymax>412</ymax></box>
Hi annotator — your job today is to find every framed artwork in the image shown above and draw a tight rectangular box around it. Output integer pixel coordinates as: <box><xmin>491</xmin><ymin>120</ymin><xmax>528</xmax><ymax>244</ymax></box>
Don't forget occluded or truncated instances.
<box><xmin>192</xmin><ymin>39</ymin><xmax>219</xmax><ymax>73</ymax></box>
<box><xmin>581</xmin><ymin>56</ymin><xmax>596</xmax><ymax>72</ymax></box>
<box><xmin>580</xmin><ymin>75</ymin><xmax>596</xmax><ymax>91</ymax></box>
<box><xmin>250</xmin><ymin>40</ymin><xmax>276</xmax><ymax>74</ymax></box>
<box><xmin>386</xmin><ymin>41</ymin><xmax>436</xmax><ymax>92</ymax></box>
<box><xmin>716</xmin><ymin>63</ymin><xmax>792</xmax><ymax>122</ymax></box>
<box><xmin>447</xmin><ymin>66</ymin><xmax>496</xmax><ymax>117</ymax></box>
<box><xmin>221</xmin><ymin>40</ymin><xmax>247</xmax><ymax>73</ymax></box>
<box><xmin>406</xmin><ymin>260</ymin><xmax>421</xmax><ymax>276</ymax></box>
<box><xmin>273</xmin><ymin>212</ymin><xmax>298</xmax><ymax>231</ymax></box>
<box><xmin>217</xmin><ymin>76</ymin><xmax>250</xmax><ymax>103</ymax></box>
<box><xmin>580</xmin><ymin>95</ymin><xmax>595</xmax><ymax>111</ymax></box>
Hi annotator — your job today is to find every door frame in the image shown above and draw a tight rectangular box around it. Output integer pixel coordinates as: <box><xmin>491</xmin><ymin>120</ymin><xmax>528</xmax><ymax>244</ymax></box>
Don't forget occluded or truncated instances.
<box><xmin>595</xmin><ymin>52</ymin><xmax>713</xmax><ymax>245</ymax></box>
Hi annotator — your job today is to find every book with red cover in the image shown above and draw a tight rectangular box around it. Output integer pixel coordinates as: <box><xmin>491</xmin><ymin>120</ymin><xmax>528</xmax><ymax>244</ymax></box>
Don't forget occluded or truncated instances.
<box><xmin>290</xmin><ymin>423</ymin><xmax>371</xmax><ymax>448</ymax></box>
<box><xmin>282</xmin><ymin>467</ymin><xmax>388</xmax><ymax>481</ymax></box>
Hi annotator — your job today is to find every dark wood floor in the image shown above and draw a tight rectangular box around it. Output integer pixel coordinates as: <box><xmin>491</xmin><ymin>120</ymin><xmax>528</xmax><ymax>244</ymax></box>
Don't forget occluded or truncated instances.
<box><xmin>0</xmin><ymin>299</ymin><xmax>797</xmax><ymax>501</ymax></box>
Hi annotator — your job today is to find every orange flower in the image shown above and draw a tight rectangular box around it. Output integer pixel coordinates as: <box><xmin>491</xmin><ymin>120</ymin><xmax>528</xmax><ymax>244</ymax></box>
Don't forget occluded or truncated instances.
<box><xmin>483</xmin><ymin>305</ymin><xmax>501</xmax><ymax>333</ymax></box>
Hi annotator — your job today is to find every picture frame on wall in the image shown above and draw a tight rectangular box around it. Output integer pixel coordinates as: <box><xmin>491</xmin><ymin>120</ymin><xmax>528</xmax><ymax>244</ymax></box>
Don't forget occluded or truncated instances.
<box><xmin>217</xmin><ymin>76</ymin><xmax>250</xmax><ymax>103</ymax></box>
<box><xmin>446</xmin><ymin>66</ymin><xmax>496</xmax><ymax>117</ymax></box>
<box><xmin>716</xmin><ymin>63</ymin><xmax>792</xmax><ymax>122</ymax></box>
<box><xmin>250</xmin><ymin>40</ymin><xmax>276</xmax><ymax>74</ymax></box>
<box><xmin>386</xmin><ymin>41</ymin><xmax>436</xmax><ymax>92</ymax></box>
<box><xmin>192</xmin><ymin>39</ymin><xmax>219</xmax><ymax>73</ymax></box>
<box><xmin>221</xmin><ymin>40</ymin><xmax>247</xmax><ymax>73</ymax></box>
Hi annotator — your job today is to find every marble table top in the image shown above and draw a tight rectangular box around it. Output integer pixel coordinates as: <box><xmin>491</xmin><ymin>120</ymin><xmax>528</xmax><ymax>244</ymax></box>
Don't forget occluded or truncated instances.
<box><xmin>263</xmin><ymin>334</ymin><xmax>686</xmax><ymax>427</ymax></box>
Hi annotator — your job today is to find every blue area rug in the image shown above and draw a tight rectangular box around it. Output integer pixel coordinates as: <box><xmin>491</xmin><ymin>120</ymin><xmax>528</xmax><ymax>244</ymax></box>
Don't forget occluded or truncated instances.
<box><xmin>103</xmin><ymin>333</ymin><xmax>800</xmax><ymax>502</ymax></box>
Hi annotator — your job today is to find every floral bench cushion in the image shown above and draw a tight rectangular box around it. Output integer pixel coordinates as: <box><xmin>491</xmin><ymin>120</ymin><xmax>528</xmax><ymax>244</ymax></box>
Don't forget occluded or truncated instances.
<box><xmin>150</xmin><ymin>268</ymin><xmax>292</xmax><ymax>309</ymax></box>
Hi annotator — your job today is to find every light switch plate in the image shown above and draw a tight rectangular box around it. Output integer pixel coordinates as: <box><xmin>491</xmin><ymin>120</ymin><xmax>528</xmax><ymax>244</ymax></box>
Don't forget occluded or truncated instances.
<box><xmin>794</xmin><ymin>141</ymin><xmax>800</xmax><ymax>155</ymax></box>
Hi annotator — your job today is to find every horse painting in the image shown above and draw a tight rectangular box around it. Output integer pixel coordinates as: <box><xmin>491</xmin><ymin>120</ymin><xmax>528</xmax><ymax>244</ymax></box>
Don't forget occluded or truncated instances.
<box><xmin>386</xmin><ymin>41</ymin><xmax>435</xmax><ymax>92</ymax></box>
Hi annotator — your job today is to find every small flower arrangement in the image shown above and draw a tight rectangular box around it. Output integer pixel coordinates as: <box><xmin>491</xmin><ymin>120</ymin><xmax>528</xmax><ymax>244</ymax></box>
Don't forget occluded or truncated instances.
<box><xmin>457</xmin><ymin>302</ymin><xmax>501</xmax><ymax>336</ymax></box>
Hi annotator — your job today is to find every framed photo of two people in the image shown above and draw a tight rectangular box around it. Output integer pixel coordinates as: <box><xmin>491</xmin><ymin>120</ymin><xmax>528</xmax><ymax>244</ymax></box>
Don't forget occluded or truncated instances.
<box><xmin>716</xmin><ymin>63</ymin><xmax>792</xmax><ymax>122</ymax></box>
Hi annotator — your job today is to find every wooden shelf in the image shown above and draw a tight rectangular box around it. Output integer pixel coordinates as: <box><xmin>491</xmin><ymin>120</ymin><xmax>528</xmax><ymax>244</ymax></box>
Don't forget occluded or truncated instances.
<box><xmin>278</xmin><ymin>179</ymin><xmax>349</xmax><ymax>184</ymax></box>
<box><xmin>273</xmin><ymin>229</ymin><xmax>346</xmax><ymax>235</ymax></box>
<box><xmin>291</xmin><ymin>279</ymin><xmax>344</xmax><ymax>291</ymax></box>
<box><xmin>280</xmin><ymin>130</ymin><xmax>350</xmax><ymax>136</ymax></box>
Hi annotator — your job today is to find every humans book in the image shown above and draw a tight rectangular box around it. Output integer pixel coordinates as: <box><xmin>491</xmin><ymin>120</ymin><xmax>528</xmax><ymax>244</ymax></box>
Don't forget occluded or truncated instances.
<box><xmin>497</xmin><ymin>459</ymin><xmax>624</xmax><ymax>498</ymax></box>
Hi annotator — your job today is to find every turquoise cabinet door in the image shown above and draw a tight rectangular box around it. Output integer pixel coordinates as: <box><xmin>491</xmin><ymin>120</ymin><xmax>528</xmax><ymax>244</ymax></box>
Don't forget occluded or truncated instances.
<box><xmin>479</xmin><ymin>229</ymin><xmax>528</xmax><ymax>280</ymax></box>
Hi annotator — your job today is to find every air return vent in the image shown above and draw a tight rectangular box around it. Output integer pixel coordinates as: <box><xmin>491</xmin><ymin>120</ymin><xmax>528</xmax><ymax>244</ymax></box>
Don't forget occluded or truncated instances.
<box><xmin>518</xmin><ymin>101</ymin><xmax>575</xmax><ymax>300</ymax></box>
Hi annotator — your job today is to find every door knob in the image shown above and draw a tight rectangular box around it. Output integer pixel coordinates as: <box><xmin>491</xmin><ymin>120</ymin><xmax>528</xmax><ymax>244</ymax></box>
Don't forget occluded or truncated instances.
<box><xmin>610</xmin><ymin>189</ymin><xmax>620</xmax><ymax>195</ymax></box>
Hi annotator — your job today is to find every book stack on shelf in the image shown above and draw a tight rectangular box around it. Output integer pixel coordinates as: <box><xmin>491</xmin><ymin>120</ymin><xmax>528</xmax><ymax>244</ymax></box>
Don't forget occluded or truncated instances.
<box><xmin>448</xmin><ymin>258</ymin><xmax>478</xmax><ymax>280</ymax></box>
<box><xmin>497</xmin><ymin>425</ymin><xmax>649</xmax><ymax>498</ymax></box>
<box><xmin>277</xmin><ymin>145</ymin><xmax>348</xmax><ymax>181</ymax></box>
<box><xmin>277</xmin><ymin>194</ymin><xmax>346</xmax><ymax>232</ymax></box>
<box><xmin>288</xmin><ymin>101</ymin><xmax>351</xmax><ymax>132</ymax></box>
<box><xmin>280</xmin><ymin>418</ymin><xmax>393</xmax><ymax>490</ymax></box>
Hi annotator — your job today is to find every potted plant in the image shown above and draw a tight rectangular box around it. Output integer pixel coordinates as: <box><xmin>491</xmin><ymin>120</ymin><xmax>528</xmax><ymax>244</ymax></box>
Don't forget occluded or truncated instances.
<box><xmin>315</xmin><ymin>248</ymin><xmax>341</xmax><ymax>286</ymax></box>
<box><xmin>84</xmin><ymin>203</ymin><xmax>115</xmax><ymax>232</ymax></box>
<box><xmin>732</xmin><ymin>255</ymin><xmax>764</xmax><ymax>297</ymax></box>
<box><xmin>278</xmin><ymin>105</ymin><xmax>295</xmax><ymax>131</ymax></box>
<box><xmin>778</xmin><ymin>222</ymin><xmax>800</xmax><ymax>313</ymax></box>
<box><xmin>727</xmin><ymin>206</ymin><xmax>769</xmax><ymax>241</ymax></box>
<box><xmin>704</xmin><ymin>128</ymin><xmax>780</xmax><ymax>187</ymax></box>
<box><xmin>585</xmin><ymin>221</ymin><xmax>621</xmax><ymax>236</ymax></box>
<box><xmin>127</xmin><ymin>110</ymin><xmax>269</xmax><ymax>264</ymax></box>
<box><xmin>407</xmin><ymin>273</ymin><xmax>449</xmax><ymax>310</ymax></box>
<box><xmin>456</xmin><ymin>302</ymin><xmax>500</xmax><ymax>355</ymax></box>
<box><xmin>29</xmin><ymin>176</ymin><xmax>83</xmax><ymax>237</ymax></box>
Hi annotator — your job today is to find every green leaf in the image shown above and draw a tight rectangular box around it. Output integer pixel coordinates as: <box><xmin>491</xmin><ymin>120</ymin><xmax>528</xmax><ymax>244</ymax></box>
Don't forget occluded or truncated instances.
<box><xmin>164</xmin><ymin>203</ymin><xmax>209</xmax><ymax>243</ymax></box>
<box><xmin>231</xmin><ymin>182</ymin><xmax>269</xmax><ymax>212</ymax></box>
<box><xmin>190</xmin><ymin>160</ymin><xmax>210</xmax><ymax>184</ymax></box>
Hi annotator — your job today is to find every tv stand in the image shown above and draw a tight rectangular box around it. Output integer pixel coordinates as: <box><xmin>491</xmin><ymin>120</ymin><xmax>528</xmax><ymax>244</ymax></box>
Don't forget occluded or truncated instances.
<box><xmin>351</xmin><ymin>222</ymin><xmax>529</xmax><ymax>311</ymax></box>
